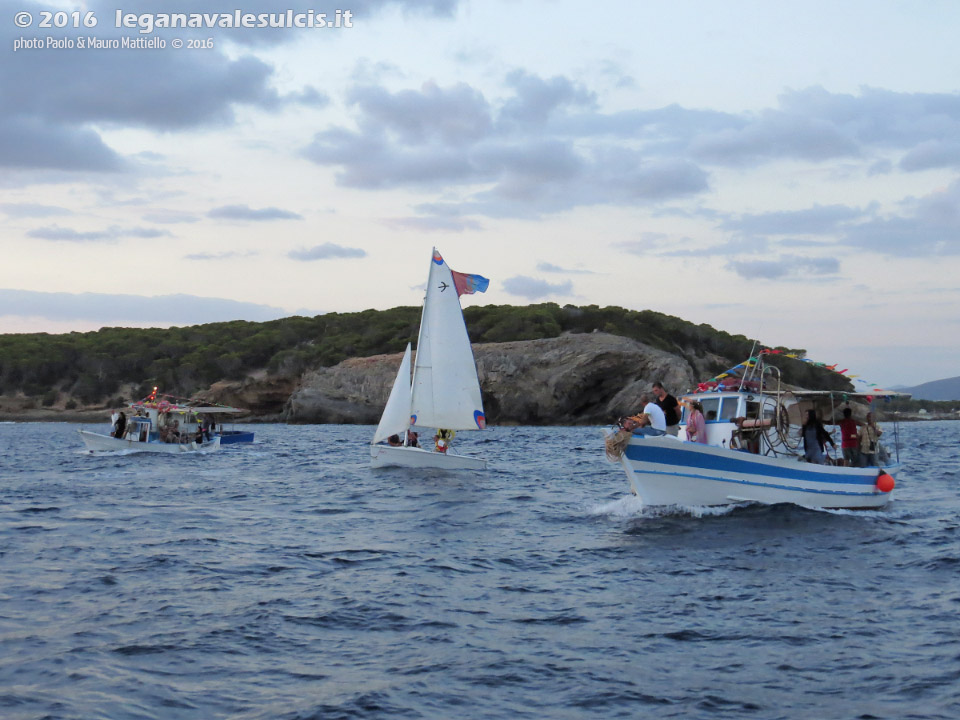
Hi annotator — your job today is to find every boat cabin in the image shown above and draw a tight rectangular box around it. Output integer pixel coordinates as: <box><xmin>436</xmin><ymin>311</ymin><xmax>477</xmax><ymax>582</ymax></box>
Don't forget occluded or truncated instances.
<box><xmin>679</xmin><ymin>390</ymin><xmax>779</xmax><ymax>451</ymax></box>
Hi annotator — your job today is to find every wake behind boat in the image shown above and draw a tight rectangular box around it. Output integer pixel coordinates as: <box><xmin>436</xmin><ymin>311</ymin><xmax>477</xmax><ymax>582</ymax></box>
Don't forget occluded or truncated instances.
<box><xmin>370</xmin><ymin>248</ymin><xmax>489</xmax><ymax>470</ymax></box>
<box><xmin>605</xmin><ymin>351</ymin><xmax>907</xmax><ymax>510</ymax></box>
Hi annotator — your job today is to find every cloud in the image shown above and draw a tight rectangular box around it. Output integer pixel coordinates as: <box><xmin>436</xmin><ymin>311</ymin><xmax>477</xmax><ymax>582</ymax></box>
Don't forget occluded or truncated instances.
<box><xmin>207</xmin><ymin>204</ymin><xmax>303</xmax><ymax>221</ymax></box>
<box><xmin>498</xmin><ymin>70</ymin><xmax>596</xmax><ymax>129</ymax></box>
<box><xmin>0</xmin><ymin>203</ymin><xmax>73</xmax><ymax>218</ymax></box>
<box><xmin>536</xmin><ymin>262</ymin><xmax>595</xmax><ymax>275</ymax></box>
<box><xmin>347</xmin><ymin>81</ymin><xmax>493</xmax><ymax>146</ymax></box>
<box><xmin>0</xmin><ymin>116</ymin><xmax>124</xmax><ymax>172</ymax></box>
<box><xmin>384</xmin><ymin>216</ymin><xmax>483</xmax><ymax>232</ymax></box>
<box><xmin>840</xmin><ymin>180</ymin><xmax>960</xmax><ymax>257</ymax></box>
<box><xmin>26</xmin><ymin>225</ymin><xmax>171</xmax><ymax>242</ymax></box>
<box><xmin>501</xmin><ymin>275</ymin><xmax>574</xmax><ymax>299</ymax></box>
<box><xmin>184</xmin><ymin>250</ymin><xmax>258</xmax><ymax>261</ymax></box>
<box><xmin>143</xmin><ymin>210</ymin><xmax>201</xmax><ymax>224</ymax></box>
<box><xmin>690</xmin><ymin>111</ymin><xmax>860</xmax><ymax>165</ymax></box>
<box><xmin>899</xmin><ymin>140</ymin><xmax>960</xmax><ymax>171</ymax></box>
<box><xmin>0</xmin><ymin>0</ymin><xmax>360</xmax><ymax>174</ymax></box>
<box><xmin>288</xmin><ymin>243</ymin><xmax>367</xmax><ymax>260</ymax></box>
<box><xmin>0</xmin><ymin>287</ymin><xmax>288</xmax><ymax>324</ymax></box>
<box><xmin>304</xmin><ymin>80</ymin><xmax>960</xmax><ymax>220</ymax></box>
<box><xmin>303</xmin><ymin>73</ymin><xmax>711</xmax><ymax>219</ymax></box>
<box><xmin>721</xmin><ymin>204</ymin><xmax>866</xmax><ymax>235</ymax></box>
<box><xmin>726</xmin><ymin>254</ymin><xmax>840</xmax><ymax>281</ymax></box>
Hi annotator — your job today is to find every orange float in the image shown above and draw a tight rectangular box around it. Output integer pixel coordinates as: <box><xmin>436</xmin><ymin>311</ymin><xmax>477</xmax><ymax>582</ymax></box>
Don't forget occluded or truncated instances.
<box><xmin>876</xmin><ymin>472</ymin><xmax>895</xmax><ymax>493</ymax></box>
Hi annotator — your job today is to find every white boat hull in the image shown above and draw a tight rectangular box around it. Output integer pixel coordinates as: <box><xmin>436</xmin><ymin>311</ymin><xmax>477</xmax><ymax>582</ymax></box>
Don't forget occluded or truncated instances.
<box><xmin>370</xmin><ymin>444</ymin><xmax>486</xmax><ymax>470</ymax></box>
<box><xmin>78</xmin><ymin>430</ymin><xmax>221</xmax><ymax>454</ymax></box>
<box><xmin>611</xmin><ymin>433</ymin><xmax>896</xmax><ymax>510</ymax></box>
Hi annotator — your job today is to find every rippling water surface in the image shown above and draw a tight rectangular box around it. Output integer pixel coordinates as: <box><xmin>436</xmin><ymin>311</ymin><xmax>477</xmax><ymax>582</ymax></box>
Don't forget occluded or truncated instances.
<box><xmin>1</xmin><ymin>420</ymin><xmax>959</xmax><ymax>719</ymax></box>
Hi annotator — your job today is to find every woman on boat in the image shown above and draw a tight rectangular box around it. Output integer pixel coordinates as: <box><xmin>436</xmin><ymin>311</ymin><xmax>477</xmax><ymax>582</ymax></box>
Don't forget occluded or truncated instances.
<box><xmin>686</xmin><ymin>401</ymin><xmax>708</xmax><ymax>444</ymax></box>
<box><xmin>801</xmin><ymin>409</ymin><xmax>835</xmax><ymax>464</ymax></box>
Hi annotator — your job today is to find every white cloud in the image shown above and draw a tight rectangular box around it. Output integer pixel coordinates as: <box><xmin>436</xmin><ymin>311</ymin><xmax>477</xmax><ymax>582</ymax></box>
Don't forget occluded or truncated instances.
<box><xmin>0</xmin><ymin>288</ymin><xmax>287</xmax><ymax>324</ymax></box>
<box><xmin>288</xmin><ymin>243</ymin><xmax>367</xmax><ymax>261</ymax></box>
<box><xmin>207</xmin><ymin>205</ymin><xmax>303</xmax><ymax>221</ymax></box>
<box><xmin>26</xmin><ymin>225</ymin><xmax>171</xmax><ymax>242</ymax></box>
<box><xmin>501</xmin><ymin>275</ymin><xmax>574</xmax><ymax>299</ymax></box>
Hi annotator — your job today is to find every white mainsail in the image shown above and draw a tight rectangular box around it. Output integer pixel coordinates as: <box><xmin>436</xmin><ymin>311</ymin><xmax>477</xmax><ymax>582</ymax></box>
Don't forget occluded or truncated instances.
<box><xmin>410</xmin><ymin>249</ymin><xmax>486</xmax><ymax>431</ymax></box>
<box><xmin>371</xmin><ymin>343</ymin><xmax>412</xmax><ymax>444</ymax></box>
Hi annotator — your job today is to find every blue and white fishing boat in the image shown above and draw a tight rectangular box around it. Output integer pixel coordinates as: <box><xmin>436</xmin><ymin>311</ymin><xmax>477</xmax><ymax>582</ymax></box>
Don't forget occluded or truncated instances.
<box><xmin>605</xmin><ymin>353</ymin><xmax>907</xmax><ymax>510</ymax></box>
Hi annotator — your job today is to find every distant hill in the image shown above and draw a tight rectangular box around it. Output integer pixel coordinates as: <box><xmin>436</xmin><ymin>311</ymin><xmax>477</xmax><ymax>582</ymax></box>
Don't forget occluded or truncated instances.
<box><xmin>0</xmin><ymin>302</ymin><xmax>850</xmax><ymax>416</ymax></box>
<box><xmin>899</xmin><ymin>376</ymin><xmax>960</xmax><ymax>402</ymax></box>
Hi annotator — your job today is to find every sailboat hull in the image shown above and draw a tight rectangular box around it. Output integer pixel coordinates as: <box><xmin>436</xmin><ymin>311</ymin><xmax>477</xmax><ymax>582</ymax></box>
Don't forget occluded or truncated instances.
<box><xmin>370</xmin><ymin>444</ymin><xmax>487</xmax><ymax>470</ymax></box>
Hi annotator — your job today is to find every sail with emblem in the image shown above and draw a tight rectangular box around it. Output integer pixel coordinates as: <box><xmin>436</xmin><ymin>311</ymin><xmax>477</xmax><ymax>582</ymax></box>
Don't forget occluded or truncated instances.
<box><xmin>370</xmin><ymin>247</ymin><xmax>488</xmax><ymax>470</ymax></box>
<box><xmin>409</xmin><ymin>249</ymin><xmax>486</xmax><ymax>431</ymax></box>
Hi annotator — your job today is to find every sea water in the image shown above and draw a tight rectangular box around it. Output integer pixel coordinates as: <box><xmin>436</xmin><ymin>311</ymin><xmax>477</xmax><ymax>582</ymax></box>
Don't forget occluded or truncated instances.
<box><xmin>1</xmin><ymin>420</ymin><xmax>958</xmax><ymax>719</ymax></box>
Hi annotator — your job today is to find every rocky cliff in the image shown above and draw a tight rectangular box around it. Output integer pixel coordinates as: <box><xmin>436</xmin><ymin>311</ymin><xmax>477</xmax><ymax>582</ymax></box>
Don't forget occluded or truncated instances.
<box><xmin>283</xmin><ymin>332</ymin><xmax>703</xmax><ymax>425</ymax></box>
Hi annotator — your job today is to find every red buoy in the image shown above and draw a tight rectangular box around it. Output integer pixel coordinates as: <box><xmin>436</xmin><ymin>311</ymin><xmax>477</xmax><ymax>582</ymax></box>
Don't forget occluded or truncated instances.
<box><xmin>876</xmin><ymin>472</ymin><xmax>895</xmax><ymax>493</ymax></box>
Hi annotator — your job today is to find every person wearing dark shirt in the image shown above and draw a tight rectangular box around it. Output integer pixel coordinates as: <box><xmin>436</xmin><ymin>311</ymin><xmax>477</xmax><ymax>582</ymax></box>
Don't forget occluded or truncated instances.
<box><xmin>802</xmin><ymin>409</ymin><xmax>836</xmax><ymax>464</ymax></box>
<box><xmin>652</xmin><ymin>382</ymin><xmax>682</xmax><ymax>436</ymax></box>
<box><xmin>112</xmin><ymin>411</ymin><xmax>127</xmax><ymax>439</ymax></box>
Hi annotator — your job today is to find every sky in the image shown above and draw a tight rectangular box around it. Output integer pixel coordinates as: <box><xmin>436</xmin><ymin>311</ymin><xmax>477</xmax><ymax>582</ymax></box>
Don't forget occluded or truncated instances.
<box><xmin>2</xmin><ymin>0</ymin><xmax>959</xmax><ymax>388</ymax></box>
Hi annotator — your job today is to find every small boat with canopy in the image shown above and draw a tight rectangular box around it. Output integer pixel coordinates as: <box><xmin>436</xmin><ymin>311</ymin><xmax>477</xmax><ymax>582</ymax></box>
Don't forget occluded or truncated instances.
<box><xmin>77</xmin><ymin>389</ymin><xmax>249</xmax><ymax>453</ymax></box>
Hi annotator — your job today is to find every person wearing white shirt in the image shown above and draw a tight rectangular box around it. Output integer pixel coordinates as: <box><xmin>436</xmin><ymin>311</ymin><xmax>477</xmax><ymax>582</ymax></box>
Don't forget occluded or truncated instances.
<box><xmin>640</xmin><ymin>394</ymin><xmax>667</xmax><ymax>432</ymax></box>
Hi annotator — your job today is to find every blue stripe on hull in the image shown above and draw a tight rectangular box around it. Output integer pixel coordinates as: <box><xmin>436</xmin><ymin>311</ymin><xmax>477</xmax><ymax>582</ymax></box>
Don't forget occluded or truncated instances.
<box><xmin>625</xmin><ymin>443</ymin><xmax>881</xmax><ymax>486</ymax></box>
<box><xmin>629</xmin><ymin>466</ymin><xmax>878</xmax><ymax>497</ymax></box>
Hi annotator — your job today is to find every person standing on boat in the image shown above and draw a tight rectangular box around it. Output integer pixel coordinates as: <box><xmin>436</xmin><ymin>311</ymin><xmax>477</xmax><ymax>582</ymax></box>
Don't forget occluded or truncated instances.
<box><xmin>858</xmin><ymin>412</ymin><xmax>883</xmax><ymax>467</ymax></box>
<box><xmin>111</xmin><ymin>411</ymin><xmax>127</xmax><ymax>439</ymax></box>
<box><xmin>801</xmin><ymin>409</ymin><xmax>835</xmax><ymax>464</ymax></box>
<box><xmin>640</xmin><ymin>394</ymin><xmax>667</xmax><ymax>433</ymax></box>
<box><xmin>839</xmin><ymin>407</ymin><xmax>860</xmax><ymax>467</ymax></box>
<box><xmin>652</xmin><ymin>382</ymin><xmax>682</xmax><ymax>436</ymax></box>
<box><xmin>686</xmin><ymin>401</ymin><xmax>709</xmax><ymax>444</ymax></box>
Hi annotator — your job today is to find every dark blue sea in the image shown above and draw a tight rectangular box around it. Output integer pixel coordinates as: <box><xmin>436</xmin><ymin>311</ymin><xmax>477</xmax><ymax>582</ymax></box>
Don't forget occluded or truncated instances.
<box><xmin>1</xmin><ymin>420</ymin><xmax>959</xmax><ymax>720</ymax></box>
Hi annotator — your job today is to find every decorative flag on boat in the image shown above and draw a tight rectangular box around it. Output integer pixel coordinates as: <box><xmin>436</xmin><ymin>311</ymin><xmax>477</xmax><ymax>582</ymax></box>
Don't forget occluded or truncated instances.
<box><xmin>451</xmin><ymin>269</ymin><xmax>489</xmax><ymax>297</ymax></box>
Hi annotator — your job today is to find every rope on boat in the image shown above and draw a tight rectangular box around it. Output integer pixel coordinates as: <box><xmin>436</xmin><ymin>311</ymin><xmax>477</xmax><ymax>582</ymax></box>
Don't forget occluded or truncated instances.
<box><xmin>604</xmin><ymin>429</ymin><xmax>633</xmax><ymax>461</ymax></box>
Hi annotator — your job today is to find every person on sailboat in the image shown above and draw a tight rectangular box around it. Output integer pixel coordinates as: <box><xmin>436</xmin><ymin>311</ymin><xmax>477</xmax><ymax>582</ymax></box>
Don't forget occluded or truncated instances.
<box><xmin>387</xmin><ymin>434</ymin><xmax>403</xmax><ymax>447</ymax></box>
<box><xmin>435</xmin><ymin>429</ymin><xmax>455</xmax><ymax>453</ymax></box>
<box><xmin>406</xmin><ymin>430</ymin><xmax>419</xmax><ymax>448</ymax></box>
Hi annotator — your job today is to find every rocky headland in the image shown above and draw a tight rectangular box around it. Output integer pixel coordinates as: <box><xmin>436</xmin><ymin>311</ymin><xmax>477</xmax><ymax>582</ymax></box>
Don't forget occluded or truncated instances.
<box><xmin>3</xmin><ymin>331</ymin><xmax>952</xmax><ymax>424</ymax></box>
<box><xmin>281</xmin><ymin>332</ymin><xmax>705</xmax><ymax>425</ymax></box>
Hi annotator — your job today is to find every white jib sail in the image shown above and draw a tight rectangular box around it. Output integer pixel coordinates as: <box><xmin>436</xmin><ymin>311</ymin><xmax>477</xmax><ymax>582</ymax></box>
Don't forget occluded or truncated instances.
<box><xmin>410</xmin><ymin>248</ymin><xmax>485</xmax><ymax>431</ymax></box>
<box><xmin>372</xmin><ymin>343</ymin><xmax>413</xmax><ymax>444</ymax></box>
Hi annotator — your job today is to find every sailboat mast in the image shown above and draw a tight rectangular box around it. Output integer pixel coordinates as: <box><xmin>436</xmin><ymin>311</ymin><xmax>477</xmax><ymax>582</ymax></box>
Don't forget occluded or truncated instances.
<box><xmin>408</xmin><ymin>248</ymin><xmax>433</xmax><ymax>423</ymax></box>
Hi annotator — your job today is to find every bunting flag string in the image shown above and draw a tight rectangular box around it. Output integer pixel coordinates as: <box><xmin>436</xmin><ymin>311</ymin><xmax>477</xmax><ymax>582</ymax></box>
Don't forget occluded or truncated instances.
<box><xmin>696</xmin><ymin>347</ymin><xmax>896</xmax><ymax>395</ymax></box>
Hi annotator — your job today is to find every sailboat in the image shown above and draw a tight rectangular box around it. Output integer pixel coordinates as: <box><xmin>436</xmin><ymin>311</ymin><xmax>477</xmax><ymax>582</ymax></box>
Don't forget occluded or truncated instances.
<box><xmin>370</xmin><ymin>248</ymin><xmax>488</xmax><ymax>470</ymax></box>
